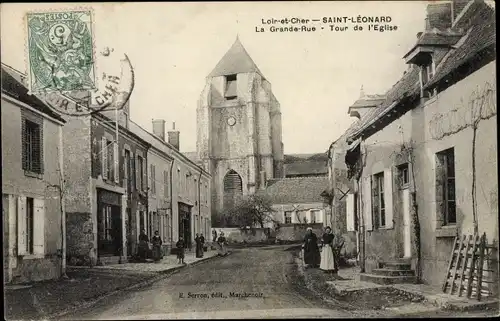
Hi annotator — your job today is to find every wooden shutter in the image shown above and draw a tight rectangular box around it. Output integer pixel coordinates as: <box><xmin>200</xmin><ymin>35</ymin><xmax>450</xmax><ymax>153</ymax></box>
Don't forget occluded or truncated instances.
<box><xmin>384</xmin><ymin>168</ymin><xmax>394</xmax><ymax>229</ymax></box>
<box><xmin>33</xmin><ymin>198</ymin><xmax>45</xmax><ymax>255</ymax></box>
<box><xmin>363</xmin><ymin>177</ymin><xmax>373</xmax><ymax>231</ymax></box>
<box><xmin>36</xmin><ymin>121</ymin><xmax>44</xmax><ymax>174</ymax></box>
<box><xmin>164</xmin><ymin>170</ymin><xmax>169</xmax><ymax>198</ymax></box>
<box><xmin>17</xmin><ymin>196</ymin><xmax>27</xmax><ymax>255</ymax></box>
<box><xmin>101</xmin><ymin>137</ymin><xmax>108</xmax><ymax>180</ymax></box>
<box><xmin>135</xmin><ymin>155</ymin><xmax>140</xmax><ymax>191</ymax></box>
<box><xmin>142</xmin><ymin>158</ymin><xmax>147</xmax><ymax>192</ymax></box>
<box><xmin>114</xmin><ymin>142</ymin><xmax>119</xmax><ymax>183</ymax></box>
<box><xmin>21</xmin><ymin>117</ymin><xmax>27</xmax><ymax>170</ymax></box>
<box><xmin>346</xmin><ymin>193</ymin><xmax>355</xmax><ymax>232</ymax></box>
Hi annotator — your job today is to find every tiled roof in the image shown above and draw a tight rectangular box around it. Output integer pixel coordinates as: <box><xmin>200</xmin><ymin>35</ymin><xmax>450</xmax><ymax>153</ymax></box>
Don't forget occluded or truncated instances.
<box><xmin>258</xmin><ymin>177</ymin><xmax>328</xmax><ymax>204</ymax></box>
<box><xmin>209</xmin><ymin>37</ymin><xmax>264</xmax><ymax>78</ymax></box>
<box><xmin>426</xmin><ymin>2</ymin><xmax>496</xmax><ymax>89</ymax></box>
<box><xmin>284</xmin><ymin>161</ymin><xmax>328</xmax><ymax>176</ymax></box>
<box><xmin>416</xmin><ymin>31</ymin><xmax>463</xmax><ymax>46</ymax></box>
<box><xmin>349</xmin><ymin>96</ymin><xmax>386</xmax><ymax>109</ymax></box>
<box><xmin>1</xmin><ymin>65</ymin><xmax>66</xmax><ymax>123</ymax></box>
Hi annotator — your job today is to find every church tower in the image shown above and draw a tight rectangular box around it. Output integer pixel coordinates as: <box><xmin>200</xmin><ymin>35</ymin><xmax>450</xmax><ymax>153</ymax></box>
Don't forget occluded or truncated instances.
<box><xmin>197</xmin><ymin>37</ymin><xmax>284</xmax><ymax>216</ymax></box>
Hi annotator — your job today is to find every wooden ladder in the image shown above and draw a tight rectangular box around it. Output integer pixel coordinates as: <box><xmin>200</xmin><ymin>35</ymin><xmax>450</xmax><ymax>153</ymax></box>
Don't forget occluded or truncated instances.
<box><xmin>442</xmin><ymin>233</ymin><xmax>489</xmax><ymax>300</ymax></box>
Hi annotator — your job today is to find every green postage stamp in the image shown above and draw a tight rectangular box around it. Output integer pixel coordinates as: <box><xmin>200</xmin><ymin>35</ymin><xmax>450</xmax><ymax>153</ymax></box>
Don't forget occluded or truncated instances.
<box><xmin>26</xmin><ymin>10</ymin><xmax>96</xmax><ymax>93</ymax></box>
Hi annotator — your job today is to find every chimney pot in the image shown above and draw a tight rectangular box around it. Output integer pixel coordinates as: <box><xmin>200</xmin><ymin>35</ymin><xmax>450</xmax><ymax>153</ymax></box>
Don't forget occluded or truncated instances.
<box><xmin>152</xmin><ymin>119</ymin><xmax>166</xmax><ymax>141</ymax></box>
<box><xmin>168</xmin><ymin>123</ymin><xmax>180</xmax><ymax>151</ymax></box>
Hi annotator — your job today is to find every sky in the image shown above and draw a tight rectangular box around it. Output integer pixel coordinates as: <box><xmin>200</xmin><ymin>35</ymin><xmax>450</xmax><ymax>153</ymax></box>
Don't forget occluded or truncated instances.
<box><xmin>1</xmin><ymin>1</ymin><xmax>428</xmax><ymax>154</ymax></box>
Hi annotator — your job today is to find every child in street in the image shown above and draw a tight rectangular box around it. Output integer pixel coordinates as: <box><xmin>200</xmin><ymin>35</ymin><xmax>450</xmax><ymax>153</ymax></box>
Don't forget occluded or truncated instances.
<box><xmin>176</xmin><ymin>236</ymin><xmax>185</xmax><ymax>265</ymax></box>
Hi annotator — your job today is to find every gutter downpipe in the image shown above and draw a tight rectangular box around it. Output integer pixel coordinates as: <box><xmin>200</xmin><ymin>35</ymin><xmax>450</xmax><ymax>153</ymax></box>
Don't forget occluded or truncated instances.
<box><xmin>58</xmin><ymin>125</ymin><xmax>67</xmax><ymax>278</ymax></box>
<box><xmin>169</xmin><ymin>159</ymin><xmax>175</xmax><ymax>249</ymax></box>
<box><xmin>198</xmin><ymin>168</ymin><xmax>202</xmax><ymax>237</ymax></box>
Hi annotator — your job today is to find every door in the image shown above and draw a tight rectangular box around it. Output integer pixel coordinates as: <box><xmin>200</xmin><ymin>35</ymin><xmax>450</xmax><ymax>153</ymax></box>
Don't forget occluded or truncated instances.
<box><xmin>402</xmin><ymin>189</ymin><xmax>412</xmax><ymax>258</ymax></box>
<box><xmin>98</xmin><ymin>204</ymin><xmax>122</xmax><ymax>256</ymax></box>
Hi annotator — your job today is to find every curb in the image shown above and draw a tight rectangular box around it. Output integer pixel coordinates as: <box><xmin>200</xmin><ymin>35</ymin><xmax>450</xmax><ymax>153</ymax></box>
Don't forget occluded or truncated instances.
<box><xmin>45</xmin><ymin>252</ymin><xmax>230</xmax><ymax>320</ymax></box>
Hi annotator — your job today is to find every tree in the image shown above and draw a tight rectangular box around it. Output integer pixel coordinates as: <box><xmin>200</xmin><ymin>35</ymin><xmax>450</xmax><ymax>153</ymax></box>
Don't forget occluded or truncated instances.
<box><xmin>219</xmin><ymin>194</ymin><xmax>278</xmax><ymax>228</ymax></box>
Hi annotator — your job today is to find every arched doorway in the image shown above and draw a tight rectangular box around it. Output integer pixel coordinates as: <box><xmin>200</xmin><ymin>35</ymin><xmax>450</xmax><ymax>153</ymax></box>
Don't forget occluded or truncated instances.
<box><xmin>223</xmin><ymin>170</ymin><xmax>243</xmax><ymax>210</ymax></box>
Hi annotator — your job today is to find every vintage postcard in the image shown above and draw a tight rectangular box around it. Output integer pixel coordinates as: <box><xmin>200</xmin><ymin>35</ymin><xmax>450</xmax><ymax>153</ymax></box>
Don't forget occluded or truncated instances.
<box><xmin>1</xmin><ymin>1</ymin><xmax>498</xmax><ymax>320</ymax></box>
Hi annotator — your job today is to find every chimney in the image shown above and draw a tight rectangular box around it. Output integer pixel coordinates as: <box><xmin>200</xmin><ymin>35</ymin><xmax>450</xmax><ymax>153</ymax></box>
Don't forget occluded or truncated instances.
<box><xmin>168</xmin><ymin>122</ymin><xmax>180</xmax><ymax>151</ymax></box>
<box><xmin>152</xmin><ymin>119</ymin><xmax>166</xmax><ymax>141</ymax></box>
<box><xmin>425</xmin><ymin>2</ymin><xmax>452</xmax><ymax>31</ymax></box>
<box><xmin>260</xmin><ymin>171</ymin><xmax>267</xmax><ymax>190</ymax></box>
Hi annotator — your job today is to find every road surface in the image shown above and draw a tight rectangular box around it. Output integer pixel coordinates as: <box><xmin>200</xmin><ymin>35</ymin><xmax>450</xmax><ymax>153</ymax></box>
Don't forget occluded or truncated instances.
<box><xmin>66</xmin><ymin>245</ymin><xmax>353</xmax><ymax>319</ymax></box>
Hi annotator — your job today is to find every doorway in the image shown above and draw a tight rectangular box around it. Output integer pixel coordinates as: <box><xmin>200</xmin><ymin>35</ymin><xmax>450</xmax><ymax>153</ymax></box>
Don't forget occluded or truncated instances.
<box><xmin>98</xmin><ymin>204</ymin><xmax>122</xmax><ymax>256</ymax></box>
<box><xmin>178</xmin><ymin>203</ymin><xmax>192</xmax><ymax>250</ymax></box>
<box><xmin>402</xmin><ymin>188</ymin><xmax>412</xmax><ymax>258</ymax></box>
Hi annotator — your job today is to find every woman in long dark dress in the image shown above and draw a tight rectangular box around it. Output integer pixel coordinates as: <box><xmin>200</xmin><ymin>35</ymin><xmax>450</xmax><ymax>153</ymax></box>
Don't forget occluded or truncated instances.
<box><xmin>199</xmin><ymin>234</ymin><xmax>205</xmax><ymax>257</ymax></box>
<box><xmin>176</xmin><ymin>237</ymin><xmax>185</xmax><ymax>264</ymax></box>
<box><xmin>320</xmin><ymin>226</ymin><xmax>336</xmax><ymax>273</ymax></box>
<box><xmin>302</xmin><ymin>227</ymin><xmax>320</xmax><ymax>268</ymax></box>
<box><xmin>138</xmin><ymin>229</ymin><xmax>149</xmax><ymax>262</ymax></box>
<box><xmin>151</xmin><ymin>230</ymin><xmax>162</xmax><ymax>262</ymax></box>
<box><xmin>195</xmin><ymin>233</ymin><xmax>203</xmax><ymax>258</ymax></box>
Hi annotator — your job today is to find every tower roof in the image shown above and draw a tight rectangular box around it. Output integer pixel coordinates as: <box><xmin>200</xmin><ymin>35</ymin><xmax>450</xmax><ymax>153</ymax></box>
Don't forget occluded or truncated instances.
<box><xmin>209</xmin><ymin>37</ymin><xmax>264</xmax><ymax>78</ymax></box>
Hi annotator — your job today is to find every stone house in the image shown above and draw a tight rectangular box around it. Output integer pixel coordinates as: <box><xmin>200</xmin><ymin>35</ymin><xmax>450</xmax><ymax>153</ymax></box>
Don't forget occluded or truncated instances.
<box><xmin>344</xmin><ymin>0</ymin><xmax>497</xmax><ymax>290</ymax></box>
<box><xmin>325</xmin><ymin>91</ymin><xmax>386</xmax><ymax>260</ymax></box>
<box><xmin>2</xmin><ymin>64</ymin><xmax>67</xmax><ymax>283</ymax></box>
<box><xmin>258</xmin><ymin>176</ymin><xmax>330</xmax><ymax>228</ymax></box>
<box><xmin>129</xmin><ymin>120</ymin><xmax>212</xmax><ymax>252</ymax></box>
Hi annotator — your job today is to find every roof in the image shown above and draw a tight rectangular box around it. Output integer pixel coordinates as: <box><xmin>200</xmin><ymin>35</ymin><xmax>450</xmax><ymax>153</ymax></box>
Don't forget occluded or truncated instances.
<box><xmin>1</xmin><ymin>65</ymin><xmax>66</xmax><ymax>123</ymax></box>
<box><xmin>259</xmin><ymin>177</ymin><xmax>329</xmax><ymax>204</ymax></box>
<box><xmin>403</xmin><ymin>30</ymin><xmax>464</xmax><ymax>59</ymax></box>
<box><xmin>349</xmin><ymin>94</ymin><xmax>386</xmax><ymax>109</ymax></box>
<box><xmin>183</xmin><ymin>151</ymin><xmax>199</xmax><ymax>163</ymax></box>
<box><xmin>347</xmin><ymin>66</ymin><xmax>420</xmax><ymax>141</ymax></box>
<box><xmin>284</xmin><ymin>153</ymin><xmax>328</xmax><ymax>163</ymax></box>
<box><xmin>209</xmin><ymin>37</ymin><xmax>264</xmax><ymax>78</ymax></box>
<box><xmin>426</xmin><ymin>2</ymin><xmax>496</xmax><ymax>89</ymax></box>
<box><xmin>284</xmin><ymin>161</ymin><xmax>328</xmax><ymax>176</ymax></box>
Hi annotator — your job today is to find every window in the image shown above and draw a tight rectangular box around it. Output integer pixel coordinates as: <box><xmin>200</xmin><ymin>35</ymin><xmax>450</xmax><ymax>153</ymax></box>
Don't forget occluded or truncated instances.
<box><xmin>284</xmin><ymin>211</ymin><xmax>292</xmax><ymax>224</ymax></box>
<box><xmin>224</xmin><ymin>74</ymin><xmax>237</xmax><ymax>100</ymax></box>
<box><xmin>436</xmin><ymin>148</ymin><xmax>456</xmax><ymax>225</ymax></box>
<box><xmin>310</xmin><ymin>210</ymin><xmax>319</xmax><ymax>223</ymax></box>
<box><xmin>205</xmin><ymin>183</ymin><xmax>209</xmax><ymax>204</ymax></box>
<box><xmin>124</xmin><ymin>150</ymin><xmax>131</xmax><ymax>193</ymax></box>
<box><xmin>164</xmin><ymin>170</ymin><xmax>169</xmax><ymax>198</ymax></box>
<box><xmin>372</xmin><ymin>172</ymin><xmax>386</xmax><ymax>228</ymax></box>
<box><xmin>107</xmin><ymin>140</ymin><xmax>114</xmax><ymax>180</ymax></box>
<box><xmin>26</xmin><ymin>197</ymin><xmax>34</xmax><ymax>254</ymax></box>
<box><xmin>137</xmin><ymin>155</ymin><xmax>144</xmax><ymax>191</ymax></box>
<box><xmin>22</xmin><ymin>118</ymin><xmax>43</xmax><ymax>174</ymax></box>
<box><xmin>223</xmin><ymin>170</ymin><xmax>243</xmax><ymax>209</ymax></box>
<box><xmin>150</xmin><ymin>164</ymin><xmax>156</xmax><ymax>194</ymax></box>
<box><xmin>398</xmin><ymin>163</ymin><xmax>410</xmax><ymax>187</ymax></box>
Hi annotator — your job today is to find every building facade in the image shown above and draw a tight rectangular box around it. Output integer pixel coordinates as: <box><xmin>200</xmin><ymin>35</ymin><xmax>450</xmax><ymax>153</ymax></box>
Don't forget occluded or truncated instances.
<box><xmin>2</xmin><ymin>65</ymin><xmax>67</xmax><ymax>283</ymax></box>
<box><xmin>196</xmin><ymin>37</ymin><xmax>285</xmax><ymax>216</ymax></box>
<box><xmin>129</xmin><ymin>120</ymin><xmax>212</xmax><ymax>251</ymax></box>
<box><xmin>343</xmin><ymin>0</ymin><xmax>497</xmax><ymax>291</ymax></box>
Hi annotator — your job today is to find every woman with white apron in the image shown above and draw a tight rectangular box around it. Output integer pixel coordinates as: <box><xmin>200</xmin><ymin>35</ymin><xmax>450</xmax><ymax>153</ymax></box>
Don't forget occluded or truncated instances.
<box><xmin>320</xmin><ymin>226</ymin><xmax>336</xmax><ymax>273</ymax></box>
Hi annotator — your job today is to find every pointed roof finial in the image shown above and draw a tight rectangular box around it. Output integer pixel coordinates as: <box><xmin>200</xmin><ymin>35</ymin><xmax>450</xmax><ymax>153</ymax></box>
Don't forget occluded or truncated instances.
<box><xmin>359</xmin><ymin>85</ymin><xmax>365</xmax><ymax>98</ymax></box>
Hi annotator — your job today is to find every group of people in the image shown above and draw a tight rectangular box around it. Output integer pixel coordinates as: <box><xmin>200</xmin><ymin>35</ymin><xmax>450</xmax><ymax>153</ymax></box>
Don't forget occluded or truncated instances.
<box><xmin>212</xmin><ymin>229</ymin><xmax>228</xmax><ymax>257</ymax></box>
<box><xmin>137</xmin><ymin>229</ymin><xmax>163</xmax><ymax>262</ymax></box>
<box><xmin>302</xmin><ymin>226</ymin><xmax>344</xmax><ymax>274</ymax></box>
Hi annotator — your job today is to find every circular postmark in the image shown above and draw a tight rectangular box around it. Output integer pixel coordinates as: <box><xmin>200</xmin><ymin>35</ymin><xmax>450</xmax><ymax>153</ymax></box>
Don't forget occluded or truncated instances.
<box><xmin>41</xmin><ymin>46</ymin><xmax>134</xmax><ymax>116</ymax></box>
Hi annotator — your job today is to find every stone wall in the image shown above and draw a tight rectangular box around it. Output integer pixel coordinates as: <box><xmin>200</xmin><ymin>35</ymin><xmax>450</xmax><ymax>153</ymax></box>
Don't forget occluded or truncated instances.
<box><xmin>275</xmin><ymin>223</ymin><xmax>324</xmax><ymax>242</ymax></box>
<box><xmin>211</xmin><ymin>227</ymin><xmax>271</xmax><ymax>244</ymax></box>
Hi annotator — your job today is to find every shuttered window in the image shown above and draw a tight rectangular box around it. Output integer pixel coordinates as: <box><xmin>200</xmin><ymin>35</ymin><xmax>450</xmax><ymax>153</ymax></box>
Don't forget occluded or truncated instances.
<box><xmin>373</xmin><ymin>172</ymin><xmax>386</xmax><ymax>228</ymax></box>
<box><xmin>137</xmin><ymin>155</ymin><xmax>144</xmax><ymax>191</ymax></box>
<box><xmin>22</xmin><ymin>114</ymin><xmax>43</xmax><ymax>174</ymax></box>
<box><xmin>164</xmin><ymin>170</ymin><xmax>169</xmax><ymax>198</ymax></box>
<box><xmin>346</xmin><ymin>193</ymin><xmax>355</xmax><ymax>232</ymax></box>
<box><xmin>150</xmin><ymin>164</ymin><xmax>156</xmax><ymax>194</ymax></box>
<box><xmin>284</xmin><ymin>211</ymin><xmax>292</xmax><ymax>224</ymax></box>
<box><xmin>101</xmin><ymin>137</ymin><xmax>108</xmax><ymax>180</ymax></box>
<box><xmin>17</xmin><ymin>196</ymin><xmax>45</xmax><ymax>256</ymax></box>
<box><xmin>113</xmin><ymin>143</ymin><xmax>119</xmax><ymax>183</ymax></box>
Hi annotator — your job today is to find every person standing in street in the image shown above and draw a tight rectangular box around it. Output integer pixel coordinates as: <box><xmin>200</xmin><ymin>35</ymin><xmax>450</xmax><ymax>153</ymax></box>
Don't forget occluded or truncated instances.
<box><xmin>176</xmin><ymin>236</ymin><xmax>185</xmax><ymax>264</ymax></box>
<box><xmin>151</xmin><ymin>230</ymin><xmax>163</xmax><ymax>262</ymax></box>
<box><xmin>195</xmin><ymin>233</ymin><xmax>203</xmax><ymax>258</ymax></box>
<box><xmin>217</xmin><ymin>232</ymin><xmax>227</xmax><ymax>256</ymax></box>
<box><xmin>320</xmin><ymin>226</ymin><xmax>336</xmax><ymax>274</ymax></box>
<box><xmin>302</xmin><ymin>227</ymin><xmax>320</xmax><ymax>268</ymax></box>
<box><xmin>199</xmin><ymin>233</ymin><xmax>205</xmax><ymax>257</ymax></box>
<box><xmin>138</xmin><ymin>229</ymin><xmax>149</xmax><ymax>262</ymax></box>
